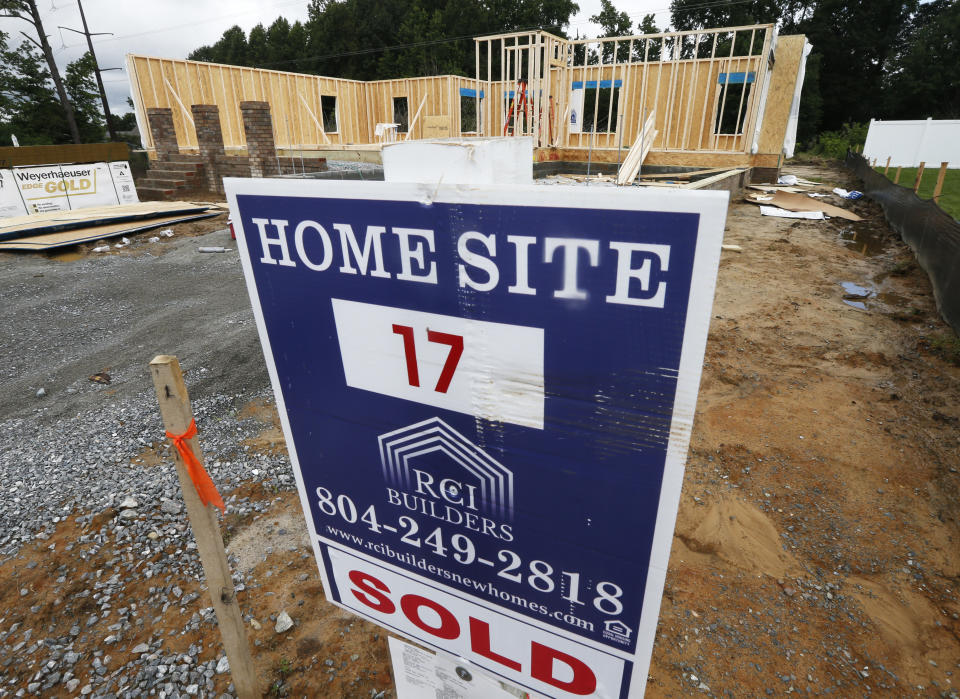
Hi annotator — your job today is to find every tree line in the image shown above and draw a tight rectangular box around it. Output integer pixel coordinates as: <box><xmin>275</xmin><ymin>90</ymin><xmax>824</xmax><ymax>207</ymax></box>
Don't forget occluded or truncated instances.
<box><xmin>189</xmin><ymin>0</ymin><xmax>958</xmax><ymax>150</ymax></box>
<box><xmin>0</xmin><ymin>0</ymin><xmax>135</xmax><ymax>147</ymax></box>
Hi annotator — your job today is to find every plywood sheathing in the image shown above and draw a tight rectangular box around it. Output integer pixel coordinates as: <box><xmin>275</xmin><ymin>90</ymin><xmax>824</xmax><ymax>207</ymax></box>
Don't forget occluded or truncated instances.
<box><xmin>756</xmin><ymin>35</ymin><xmax>807</xmax><ymax>155</ymax></box>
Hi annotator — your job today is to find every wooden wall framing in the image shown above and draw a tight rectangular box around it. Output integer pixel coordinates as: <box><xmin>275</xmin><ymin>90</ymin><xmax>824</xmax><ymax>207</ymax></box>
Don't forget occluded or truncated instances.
<box><xmin>473</xmin><ymin>24</ymin><xmax>776</xmax><ymax>155</ymax></box>
<box><xmin>127</xmin><ymin>23</ymin><xmax>805</xmax><ymax>163</ymax></box>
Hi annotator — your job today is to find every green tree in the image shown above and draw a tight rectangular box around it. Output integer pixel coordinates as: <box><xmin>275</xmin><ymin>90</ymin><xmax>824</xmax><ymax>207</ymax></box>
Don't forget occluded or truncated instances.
<box><xmin>802</xmin><ymin>0</ymin><xmax>916</xmax><ymax>131</ymax></box>
<box><xmin>590</xmin><ymin>0</ymin><xmax>632</xmax><ymax>62</ymax></box>
<box><xmin>883</xmin><ymin>0</ymin><xmax>959</xmax><ymax>119</ymax></box>
<box><xmin>377</xmin><ymin>0</ymin><xmax>457</xmax><ymax>77</ymax></box>
<box><xmin>189</xmin><ymin>25</ymin><xmax>248</xmax><ymax>65</ymax></box>
<box><xmin>65</xmin><ymin>51</ymin><xmax>106</xmax><ymax>142</ymax></box>
<box><xmin>0</xmin><ymin>0</ymin><xmax>81</xmax><ymax>142</ymax></box>
<box><xmin>247</xmin><ymin>24</ymin><xmax>269</xmax><ymax>66</ymax></box>
<box><xmin>190</xmin><ymin>0</ymin><xmax>579</xmax><ymax>80</ymax></box>
<box><xmin>0</xmin><ymin>34</ymin><xmax>70</xmax><ymax>144</ymax></box>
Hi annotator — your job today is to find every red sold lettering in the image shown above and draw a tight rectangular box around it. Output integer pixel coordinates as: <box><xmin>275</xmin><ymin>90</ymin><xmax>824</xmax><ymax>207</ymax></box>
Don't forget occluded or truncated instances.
<box><xmin>469</xmin><ymin>617</ymin><xmax>521</xmax><ymax>671</ymax></box>
<box><xmin>531</xmin><ymin>641</ymin><xmax>598</xmax><ymax>695</ymax></box>
<box><xmin>401</xmin><ymin>594</ymin><xmax>460</xmax><ymax>639</ymax></box>
<box><xmin>348</xmin><ymin>570</ymin><xmax>395</xmax><ymax>614</ymax></box>
<box><xmin>346</xmin><ymin>569</ymin><xmax>599</xmax><ymax>695</ymax></box>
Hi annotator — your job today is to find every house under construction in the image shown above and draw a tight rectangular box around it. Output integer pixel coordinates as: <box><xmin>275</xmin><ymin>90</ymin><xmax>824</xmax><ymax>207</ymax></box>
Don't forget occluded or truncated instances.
<box><xmin>127</xmin><ymin>24</ymin><xmax>810</xmax><ymax>181</ymax></box>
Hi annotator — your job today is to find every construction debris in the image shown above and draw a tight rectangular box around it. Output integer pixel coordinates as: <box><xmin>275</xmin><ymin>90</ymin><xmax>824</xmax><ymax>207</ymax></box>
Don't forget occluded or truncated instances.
<box><xmin>746</xmin><ymin>190</ymin><xmax>863</xmax><ymax>221</ymax></box>
<box><xmin>617</xmin><ymin>110</ymin><xmax>657</xmax><ymax>185</ymax></box>
<box><xmin>759</xmin><ymin>205</ymin><xmax>825</xmax><ymax>219</ymax></box>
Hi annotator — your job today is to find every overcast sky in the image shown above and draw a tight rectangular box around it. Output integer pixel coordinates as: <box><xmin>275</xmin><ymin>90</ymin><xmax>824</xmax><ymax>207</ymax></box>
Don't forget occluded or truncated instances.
<box><xmin>1</xmin><ymin>0</ymin><xmax>672</xmax><ymax>115</ymax></box>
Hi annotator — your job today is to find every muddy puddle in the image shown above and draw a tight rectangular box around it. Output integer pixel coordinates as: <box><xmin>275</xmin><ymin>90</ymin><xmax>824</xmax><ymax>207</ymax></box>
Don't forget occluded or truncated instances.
<box><xmin>839</xmin><ymin>280</ymin><xmax>914</xmax><ymax>314</ymax></box>
<box><xmin>840</xmin><ymin>280</ymin><xmax>876</xmax><ymax>309</ymax></box>
<box><xmin>837</xmin><ymin>226</ymin><xmax>888</xmax><ymax>256</ymax></box>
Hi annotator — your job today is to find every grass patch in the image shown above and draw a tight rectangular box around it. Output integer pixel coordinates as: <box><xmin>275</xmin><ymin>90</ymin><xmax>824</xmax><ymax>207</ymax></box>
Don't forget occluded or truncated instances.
<box><xmin>920</xmin><ymin>331</ymin><xmax>960</xmax><ymax>366</ymax></box>
<box><xmin>875</xmin><ymin>165</ymin><xmax>960</xmax><ymax>220</ymax></box>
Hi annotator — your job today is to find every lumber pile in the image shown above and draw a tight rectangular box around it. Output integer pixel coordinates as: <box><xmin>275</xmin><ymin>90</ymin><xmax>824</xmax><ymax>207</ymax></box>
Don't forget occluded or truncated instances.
<box><xmin>616</xmin><ymin>111</ymin><xmax>657</xmax><ymax>186</ymax></box>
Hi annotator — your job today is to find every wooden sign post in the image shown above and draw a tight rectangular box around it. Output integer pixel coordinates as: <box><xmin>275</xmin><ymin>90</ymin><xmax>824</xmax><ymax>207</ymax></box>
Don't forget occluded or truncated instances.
<box><xmin>149</xmin><ymin>355</ymin><xmax>259</xmax><ymax>699</ymax></box>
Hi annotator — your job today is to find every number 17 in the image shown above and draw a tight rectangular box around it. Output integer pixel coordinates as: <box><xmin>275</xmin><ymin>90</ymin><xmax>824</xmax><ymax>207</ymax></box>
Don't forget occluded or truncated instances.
<box><xmin>391</xmin><ymin>324</ymin><xmax>464</xmax><ymax>393</ymax></box>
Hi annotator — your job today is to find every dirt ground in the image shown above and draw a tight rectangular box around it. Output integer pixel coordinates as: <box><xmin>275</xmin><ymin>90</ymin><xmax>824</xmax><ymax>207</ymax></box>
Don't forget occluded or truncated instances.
<box><xmin>1</xmin><ymin>161</ymin><xmax>958</xmax><ymax>698</ymax></box>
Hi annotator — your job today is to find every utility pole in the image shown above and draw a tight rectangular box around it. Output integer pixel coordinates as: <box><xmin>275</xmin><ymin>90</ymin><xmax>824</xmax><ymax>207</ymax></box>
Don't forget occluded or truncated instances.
<box><xmin>60</xmin><ymin>0</ymin><xmax>117</xmax><ymax>141</ymax></box>
<box><xmin>0</xmin><ymin>0</ymin><xmax>82</xmax><ymax>144</ymax></box>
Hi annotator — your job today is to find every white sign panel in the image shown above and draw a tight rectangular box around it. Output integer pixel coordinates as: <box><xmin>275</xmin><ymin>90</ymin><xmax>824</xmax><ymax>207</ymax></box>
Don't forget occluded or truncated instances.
<box><xmin>0</xmin><ymin>161</ymin><xmax>140</xmax><ymax>218</ymax></box>
<box><xmin>13</xmin><ymin>163</ymin><xmax>119</xmax><ymax>214</ymax></box>
<box><xmin>332</xmin><ymin>298</ymin><xmax>544</xmax><ymax>429</ymax></box>
<box><xmin>388</xmin><ymin>636</ymin><xmax>524</xmax><ymax>699</ymax></box>
<box><xmin>0</xmin><ymin>170</ymin><xmax>27</xmax><ymax>218</ymax></box>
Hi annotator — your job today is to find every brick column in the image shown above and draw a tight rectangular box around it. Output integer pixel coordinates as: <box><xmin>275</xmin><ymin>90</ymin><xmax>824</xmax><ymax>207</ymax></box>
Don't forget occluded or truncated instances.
<box><xmin>240</xmin><ymin>101</ymin><xmax>279</xmax><ymax>177</ymax></box>
<box><xmin>147</xmin><ymin>108</ymin><xmax>179</xmax><ymax>161</ymax></box>
<box><xmin>191</xmin><ymin>104</ymin><xmax>226</xmax><ymax>192</ymax></box>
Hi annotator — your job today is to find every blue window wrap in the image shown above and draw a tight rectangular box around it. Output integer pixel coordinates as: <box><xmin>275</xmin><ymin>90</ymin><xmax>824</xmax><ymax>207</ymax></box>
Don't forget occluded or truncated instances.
<box><xmin>717</xmin><ymin>72</ymin><xmax>756</xmax><ymax>85</ymax></box>
<box><xmin>571</xmin><ymin>79</ymin><xmax>623</xmax><ymax>90</ymax></box>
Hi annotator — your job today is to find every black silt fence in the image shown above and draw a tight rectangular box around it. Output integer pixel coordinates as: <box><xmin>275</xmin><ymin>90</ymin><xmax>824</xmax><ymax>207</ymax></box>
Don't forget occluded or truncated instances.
<box><xmin>846</xmin><ymin>151</ymin><xmax>960</xmax><ymax>335</ymax></box>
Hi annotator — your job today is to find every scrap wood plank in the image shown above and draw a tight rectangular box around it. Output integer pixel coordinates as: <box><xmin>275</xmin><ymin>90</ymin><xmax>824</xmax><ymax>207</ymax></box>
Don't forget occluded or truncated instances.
<box><xmin>404</xmin><ymin>94</ymin><xmax>428</xmax><ymax>141</ymax></box>
<box><xmin>0</xmin><ymin>212</ymin><xmax>218</xmax><ymax>251</ymax></box>
<box><xmin>617</xmin><ymin>128</ymin><xmax>658</xmax><ymax>186</ymax></box>
<box><xmin>0</xmin><ymin>201</ymin><xmax>211</xmax><ymax>241</ymax></box>
<box><xmin>616</xmin><ymin>110</ymin><xmax>656</xmax><ymax>185</ymax></box>
<box><xmin>747</xmin><ymin>184</ymin><xmax>809</xmax><ymax>193</ymax></box>
<box><xmin>685</xmin><ymin>168</ymin><xmax>746</xmax><ymax>190</ymax></box>
<box><xmin>637</xmin><ymin>166</ymin><xmax>733</xmax><ymax>181</ymax></box>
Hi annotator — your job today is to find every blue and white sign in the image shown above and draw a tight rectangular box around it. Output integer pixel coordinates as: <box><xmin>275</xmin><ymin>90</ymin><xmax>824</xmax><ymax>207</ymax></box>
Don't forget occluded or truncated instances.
<box><xmin>226</xmin><ymin>179</ymin><xmax>727</xmax><ymax>698</ymax></box>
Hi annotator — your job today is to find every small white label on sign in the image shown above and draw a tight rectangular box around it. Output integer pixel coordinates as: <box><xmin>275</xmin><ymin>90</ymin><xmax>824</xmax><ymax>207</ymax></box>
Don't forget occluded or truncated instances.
<box><xmin>109</xmin><ymin>161</ymin><xmax>140</xmax><ymax>204</ymax></box>
<box><xmin>388</xmin><ymin>636</ymin><xmax>524</xmax><ymax>699</ymax></box>
<box><xmin>331</xmin><ymin>298</ymin><xmax>544</xmax><ymax>429</ymax></box>
<box><xmin>329</xmin><ymin>547</ymin><xmax>626</xmax><ymax>699</ymax></box>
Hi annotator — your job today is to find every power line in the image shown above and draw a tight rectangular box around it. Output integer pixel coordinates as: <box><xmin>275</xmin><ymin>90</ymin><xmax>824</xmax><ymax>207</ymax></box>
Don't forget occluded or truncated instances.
<box><xmin>215</xmin><ymin>0</ymin><xmax>760</xmax><ymax>71</ymax></box>
<box><xmin>51</xmin><ymin>0</ymin><xmax>758</xmax><ymax>56</ymax></box>
<box><xmin>50</xmin><ymin>0</ymin><xmax>308</xmax><ymax>53</ymax></box>
<box><xmin>57</xmin><ymin>0</ymin><xmax>117</xmax><ymax>139</ymax></box>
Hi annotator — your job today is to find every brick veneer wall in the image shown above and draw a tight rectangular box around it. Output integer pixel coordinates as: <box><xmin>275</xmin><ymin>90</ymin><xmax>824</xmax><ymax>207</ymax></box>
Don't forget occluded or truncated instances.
<box><xmin>145</xmin><ymin>101</ymin><xmax>326</xmax><ymax>197</ymax></box>
<box><xmin>147</xmin><ymin>108</ymin><xmax>179</xmax><ymax>160</ymax></box>
<box><xmin>191</xmin><ymin>104</ymin><xmax>226</xmax><ymax>192</ymax></box>
<box><xmin>240</xmin><ymin>101</ymin><xmax>279</xmax><ymax>177</ymax></box>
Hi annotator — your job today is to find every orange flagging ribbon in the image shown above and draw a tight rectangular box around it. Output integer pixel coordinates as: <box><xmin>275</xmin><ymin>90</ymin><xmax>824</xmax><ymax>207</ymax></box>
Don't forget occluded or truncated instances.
<box><xmin>165</xmin><ymin>419</ymin><xmax>225</xmax><ymax>512</ymax></box>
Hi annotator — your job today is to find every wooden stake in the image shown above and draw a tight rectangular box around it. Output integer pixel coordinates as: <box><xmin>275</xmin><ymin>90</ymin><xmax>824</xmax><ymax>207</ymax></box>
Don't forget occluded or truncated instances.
<box><xmin>884</xmin><ymin>156</ymin><xmax>890</xmax><ymax>175</ymax></box>
<box><xmin>933</xmin><ymin>161</ymin><xmax>948</xmax><ymax>203</ymax></box>
<box><xmin>894</xmin><ymin>167</ymin><xmax>902</xmax><ymax>184</ymax></box>
<box><xmin>914</xmin><ymin>161</ymin><xmax>925</xmax><ymax>194</ymax></box>
<box><xmin>149</xmin><ymin>355</ymin><xmax>260</xmax><ymax>699</ymax></box>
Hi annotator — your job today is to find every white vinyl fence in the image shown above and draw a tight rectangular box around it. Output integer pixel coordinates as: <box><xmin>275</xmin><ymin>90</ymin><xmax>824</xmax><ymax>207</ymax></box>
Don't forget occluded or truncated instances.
<box><xmin>863</xmin><ymin>118</ymin><xmax>960</xmax><ymax>168</ymax></box>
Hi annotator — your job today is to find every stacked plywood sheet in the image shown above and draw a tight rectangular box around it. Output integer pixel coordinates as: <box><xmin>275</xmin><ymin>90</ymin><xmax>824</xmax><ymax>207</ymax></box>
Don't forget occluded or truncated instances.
<box><xmin>0</xmin><ymin>201</ymin><xmax>218</xmax><ymax>251</ymax></box>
